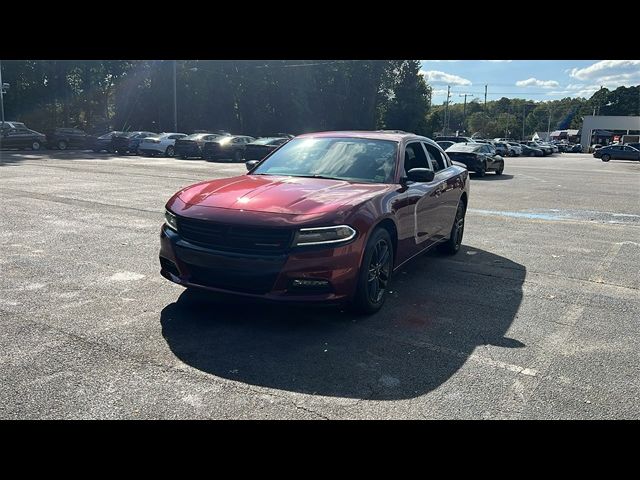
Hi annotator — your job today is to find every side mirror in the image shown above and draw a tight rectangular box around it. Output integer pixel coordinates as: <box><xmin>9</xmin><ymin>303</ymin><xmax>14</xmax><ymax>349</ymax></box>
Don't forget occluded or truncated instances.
<box><xmin>245</xmin><ymin>160</ymin><xmax>260</xmax><ymax>171</ymax></box>
<box><xmin>405</xmin><ymin>168</ymin><xmax>435</xmax><ymax>183</ymax></box>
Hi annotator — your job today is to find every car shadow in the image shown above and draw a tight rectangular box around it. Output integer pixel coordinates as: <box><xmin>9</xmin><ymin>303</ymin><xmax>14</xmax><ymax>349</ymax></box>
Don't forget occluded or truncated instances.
<box><xmin>160</xmin><ymin>245</ymin><xmax>526</xmax><ymax>400</ymax></box>
<box><xmin>471</xmin><ymin>173</ymin><xmax>514</xmax><ymax>181</ymax></box>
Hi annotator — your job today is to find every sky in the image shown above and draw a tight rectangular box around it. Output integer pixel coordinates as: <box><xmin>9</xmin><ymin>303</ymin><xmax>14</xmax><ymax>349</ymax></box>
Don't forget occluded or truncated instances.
<box><xmin>420</xmin><ymin>60</ymin><xmax>640</xmax><ymax>106</ymax></box>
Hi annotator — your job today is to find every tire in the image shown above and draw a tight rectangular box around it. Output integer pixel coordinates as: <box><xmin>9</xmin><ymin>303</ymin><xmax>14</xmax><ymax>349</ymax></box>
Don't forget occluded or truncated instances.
<box><xmin>57</xmin><ymin>140</ymin><xmax>67</xmax><ymax>150</ymax></box>
<box><xmin>495</xmin><ymin>163</ymin><xmax>504</xmax><ymax>175</ymax></box>
<box><xmin>351</xmin><ymin>228</ymin><xmax>394</xmax><ymax>315</ymax></box>
<box><xmin>476</xmin><ymin>163</ymin><xmax>486</xmax><ymax>177</ymax></box>
<box><xmin>438</xmin><ymin>200</ymin><xmax>466</xmax><ymax>255</ymax></box>
<box><xmin>233</xmin><ymin>150</ymin><xmax>243</xmax><ymax>162</ymax></box>
<box><xmin>601</xmin><ymin>154</ymin><xmax>610</xmax><ymax>162</ymax></box>
<box><xmin>31</xmin><ymin>141</ymin><xmax>41</xmax><ymax>151</ymax></box>
<box><xmin>165</xmin><ymin>145</ymin><xmax>175</xmax><ymax>157</ymax></box>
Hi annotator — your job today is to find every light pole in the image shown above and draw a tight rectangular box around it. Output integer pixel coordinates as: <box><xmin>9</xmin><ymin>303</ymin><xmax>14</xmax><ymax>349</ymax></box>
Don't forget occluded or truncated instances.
<box><xmin>522</xmin><ymin>103</ymin><xmax>532</xmax><ymax>141</ymax></box>
<box><xmin>0</xmin><ymin>60</ymin><xmax>6</xmax><ymax>128</ymax></box>
<box><xmin>172</xmin><ymin>60</ymin><xmax>177</xmax><ymax>132</ymax></box>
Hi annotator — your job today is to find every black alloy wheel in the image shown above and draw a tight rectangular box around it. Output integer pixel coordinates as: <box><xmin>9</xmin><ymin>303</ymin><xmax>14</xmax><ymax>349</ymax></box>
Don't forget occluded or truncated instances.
<box><xmin>352</xmin><ymin>228</ymin><xmax>393</xmax><ymax>314</ymax></box>
<box><xmin>439</xmin><ymin>200</ymin><xmax>466</xmax><ymax>255</ymax></box>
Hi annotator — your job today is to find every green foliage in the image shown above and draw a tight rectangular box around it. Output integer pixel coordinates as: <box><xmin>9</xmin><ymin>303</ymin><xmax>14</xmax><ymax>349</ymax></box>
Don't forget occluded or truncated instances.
<box><xmin>1</xmin><ymin>60</ymin><xmax>638</xmax><ymax>138</ymax></box>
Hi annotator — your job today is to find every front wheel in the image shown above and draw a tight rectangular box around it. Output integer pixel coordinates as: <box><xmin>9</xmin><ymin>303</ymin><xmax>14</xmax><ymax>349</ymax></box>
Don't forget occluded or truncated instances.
<box><xmin>165</xmin><ymin>145</ymin><xmax>175</xmax><ymax>157</ymax></box>
<box><xmin>233</xmin><ymin>150</ymin><xmax>243</xmax><ymax>162</ymax></box>
<box><xmin>438</xmin><ymin>200</ymin><xmax>466</xmax><ymax>255</ymax></box>
<box><xmin>495</xmin><ymin>163</ymin><xmax>504</xmax><ymax>175</ymax></box>
<box><xmin>601</xmin><ymin>154</ymin><xmax>610</xmax><ymax>162</ymax></box>
<box><xmin>476</xmin><ymin>164</ymin><xmax>486</xmax><ymax>177</ymax></box>
<box><xmin>58</xmin><ymin>140</ymin><xmax>67</xmax><ymax>150</ymax></box>
<box><xmin>32</xmin><ymin>141</ymin><xmax>41</xmax><ymax>151</ymax></box>
<box><xmin>351</xmin><ymin>228</ymin><xmax>394</xmax><ymax>315</ymax></box>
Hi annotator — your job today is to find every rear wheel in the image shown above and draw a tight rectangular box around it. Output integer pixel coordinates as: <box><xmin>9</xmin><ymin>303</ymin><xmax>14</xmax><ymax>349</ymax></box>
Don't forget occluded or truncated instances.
<box><xmin>57</xmin><ymin>140</ymin><xmax>67</xmax><ymax>150</ymax></box>
<box><xmin>601</xmin><ymin>154</ymin><xmax>611</xmax><ymax>162</ymax></box>
<box><xmin>31</xmin><ymin>141</ymin><xmax>41</xmax><ymax>151</ymax></box>
<box><xmin>438</xmin><ymin>200</ymin><xmax>466</xmax><ymax>255</ymax></box>
<box><xmin>351</xmin><ymin>228</ymin><xmax>393</xmax><ymax>315</ymax></box>
<box><xmin>165</xmin><ymin>145</ymin><xmax>175</xmax><ymax>157</ymax></box>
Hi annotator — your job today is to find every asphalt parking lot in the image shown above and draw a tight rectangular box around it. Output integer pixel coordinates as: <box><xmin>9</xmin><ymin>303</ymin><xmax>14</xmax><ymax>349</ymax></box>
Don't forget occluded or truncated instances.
<box><xmin>1</xmin><ymin>150</ymin><xmax>639</xmax><ymax>419</ymax></box>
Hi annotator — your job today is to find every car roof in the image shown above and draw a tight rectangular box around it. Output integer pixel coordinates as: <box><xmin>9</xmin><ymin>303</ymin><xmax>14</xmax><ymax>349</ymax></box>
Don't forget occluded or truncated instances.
<box><xmin>295</xmin><ymin>130</ymin><xmax>426</xmax><ymax>143</ymax></box>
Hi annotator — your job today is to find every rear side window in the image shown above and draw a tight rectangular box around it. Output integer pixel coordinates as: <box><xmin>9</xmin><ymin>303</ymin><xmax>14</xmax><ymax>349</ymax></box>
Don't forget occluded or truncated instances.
<box><xmin>423</xmin><ymin>142</ymin><xmax>447</xmax><ymax>171</ymax></box>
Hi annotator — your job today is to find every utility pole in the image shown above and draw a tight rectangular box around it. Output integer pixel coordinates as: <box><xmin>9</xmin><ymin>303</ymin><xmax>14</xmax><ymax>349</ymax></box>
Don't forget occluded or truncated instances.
<box><xmin>484</xmin><ymin>84</ymin><xmax>487</xmax><ymax>110</ymax></box>
<box><xmin>444</xmin><ymin>85</ymin><xmax>451</xmax><ymax>135</ymax></box>
<box><xmin>522</xmin><ymin>103</ymin><xmax>527</xmax><ymax>141</ymax></box>
<box><xmin>547</xmin><ymin>108</ymin><xmax>552</xmax><ymax>141</ymax></box>
<box><xmin>459</xmin><ymin>93</ymin><xmax>468</xmax><ymax>123</ymax></box>
<box><xmin>172</xmin><ymin>60</ymin><xmax>177</xmax><ymax>132</ymax></box>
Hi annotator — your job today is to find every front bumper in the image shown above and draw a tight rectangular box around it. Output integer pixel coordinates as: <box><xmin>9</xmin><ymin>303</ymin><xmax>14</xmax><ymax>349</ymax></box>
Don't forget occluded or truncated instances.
<box><xmin>159</xmin><ymin>225</ymin><xmax>362</xmax><ymax>304</ymax></box>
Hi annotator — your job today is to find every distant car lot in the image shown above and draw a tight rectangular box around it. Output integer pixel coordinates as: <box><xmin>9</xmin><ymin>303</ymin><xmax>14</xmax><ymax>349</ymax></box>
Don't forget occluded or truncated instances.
<box><xmin>1</xmin><ymin>150</ymin><xmax>639</xmax><ymax>419</ymax></box>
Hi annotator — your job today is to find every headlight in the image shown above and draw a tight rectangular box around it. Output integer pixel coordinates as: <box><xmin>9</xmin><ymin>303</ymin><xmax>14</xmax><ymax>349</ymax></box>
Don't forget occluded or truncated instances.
<box><xmin>164</xmin><ymin>209</ymin><xmax>178</xmax><ymax>231</ymax></box>
<box><xmin>293</xmin><ymin>225</ymin><xmax>356</xmax><ymax>246</ymax></box>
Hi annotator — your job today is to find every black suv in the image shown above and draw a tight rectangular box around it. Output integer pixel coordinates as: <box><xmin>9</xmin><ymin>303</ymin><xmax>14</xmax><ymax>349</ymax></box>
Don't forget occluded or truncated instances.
<box><xmin>46</xmin><ymin>127</ymin><xmax>91</xmax><ymax>150</ymax></box>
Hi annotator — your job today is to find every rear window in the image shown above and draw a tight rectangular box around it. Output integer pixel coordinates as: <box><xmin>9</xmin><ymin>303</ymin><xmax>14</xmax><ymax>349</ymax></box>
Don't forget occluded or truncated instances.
<box><xmin>446</xmin><ymin>143</ymin><xmax>480</xmax><ymax>153</ymax></box>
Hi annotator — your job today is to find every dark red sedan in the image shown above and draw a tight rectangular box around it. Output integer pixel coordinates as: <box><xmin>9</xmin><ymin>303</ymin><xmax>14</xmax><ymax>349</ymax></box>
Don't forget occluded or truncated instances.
<box><xmin>160</xmin><ymin>131</ymin><xmax>470</xmax><ymax>313</ymax></box>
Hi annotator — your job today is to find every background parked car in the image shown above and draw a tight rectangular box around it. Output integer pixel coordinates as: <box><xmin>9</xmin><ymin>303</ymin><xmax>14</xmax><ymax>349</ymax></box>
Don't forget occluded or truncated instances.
<box><xmin>493</xmin><ymin>142</ymin><xmax>510</xmax><ymax>156</ymax></box>
<box><xmin>174</xmin><ymin>133</ymin><xmax>229</xmax><ymax>159</ymax></box>
<box><xmin>90</xmin><ymin>131</ymin><xmax>124</xmax><ymax>152</ymax></box>
<box><xmin>506</xmin><ymin>142</ymin><xmax>522</xmax><ymax>156</ymax></box>
<box><xmin>436</xmin><ymin>140</ymin><xmax>455</xmax><ymax>151</ymax></box>
<box><xmin>111</xmin><ymin>131</ymin><xmax>157</xmax><ymax>154</ymax></box>
<box><xmin>244</xmin><ymin>137</ymin><xmax>291</xmax><ymax>161</ymax></box>
<box><xmin>138</xmin><ymin>133</ymin><xmax>187</xmax><ymax>157</ymax></box>
<box><xmin>519</xmin><ymin>143</ymin><xmax>544</xmax><ymax>157</ymax></box>
<box><xmin>0</xmin><ymin>127</ymin><xmax>47</xmax><ymax>150</ymax></box>
<box><xmin>45</xmin><ymin>127</ymin><xmax>91</xmax><ymax>150</ymax></box>
<box><xmin>593</xmin><ymin>144</ymin><xmax>640</xmax><ymax>162</ymax></box>
<box><xmin>202</xmin><ymin>135</ymin><xmax>256</xmax><ymax>162</ymax></box>
<box><xmin>624</xmin><ymin>142</ymin><xmax>640</xmax><ymax>151</ymax></box>
<box><xmin>525</xmin><ymin>141</ymin><xmax>553</xmax><ymax>156</ymax></box>
<box><xmin>445</xmin><ymin>142</ymin><xmax>504</xmax><ymax>176</ymax></box>
<box><xmin>589</xmin><ymin>144</ymin><xmax>603</xmax><ymax>153</ymax></box>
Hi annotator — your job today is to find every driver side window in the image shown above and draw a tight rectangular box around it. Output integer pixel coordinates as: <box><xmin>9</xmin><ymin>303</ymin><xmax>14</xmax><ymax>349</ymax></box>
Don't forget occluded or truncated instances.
<box><xmin>404</xmin><ymin>142</ymin><xmax>431</xmax><ymax>175</ymax></box>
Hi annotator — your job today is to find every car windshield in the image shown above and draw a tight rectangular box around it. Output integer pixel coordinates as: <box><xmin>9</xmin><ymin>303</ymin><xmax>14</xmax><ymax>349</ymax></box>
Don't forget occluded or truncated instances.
<box><xmin>252</xmin><ymin>137</ymin><xmax>398</xmax><ymax>184</ymax></box>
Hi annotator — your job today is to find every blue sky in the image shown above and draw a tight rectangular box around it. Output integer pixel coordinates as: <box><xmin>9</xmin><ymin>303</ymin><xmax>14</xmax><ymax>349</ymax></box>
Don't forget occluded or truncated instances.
<box><xmin>420</xmin><ymin>60</ymin><xmax>640</xmax><ymax>105</ymax></box>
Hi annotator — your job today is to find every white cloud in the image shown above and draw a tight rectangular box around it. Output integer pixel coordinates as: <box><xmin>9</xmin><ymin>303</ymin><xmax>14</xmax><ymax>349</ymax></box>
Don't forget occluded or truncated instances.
<box><xmin>431</xmin><ymin>89</ymin><xmax>449</xmax><ymax>96</ymax></box>
<box><xmin>420</xmin><ymin>70</ymin><xmax>472</xmax><ymax>86</ymax></box>
<box><xmin>569</xmin><ymin>60</ymin><xmax>640</xmax><ymax>81</ymax></box>
<box><xmin>516</xmin><ymin>77</ymin><xmax>560</xmax><ymax>88</ymax></box>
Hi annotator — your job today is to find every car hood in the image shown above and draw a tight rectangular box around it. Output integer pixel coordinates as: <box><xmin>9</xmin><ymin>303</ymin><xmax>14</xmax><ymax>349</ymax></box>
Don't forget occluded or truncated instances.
<box><xmin>177</xmin><ymin>175</ymin><xmax>394</xmax><ymax>215</ymax></box>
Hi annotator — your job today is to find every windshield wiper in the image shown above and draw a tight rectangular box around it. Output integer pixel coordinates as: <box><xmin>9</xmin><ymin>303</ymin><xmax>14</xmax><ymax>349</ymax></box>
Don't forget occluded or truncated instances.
<box><xmin>290</xmin><ymin>174</ymin><xmax>342</xmax><ymax>181</ymax></box>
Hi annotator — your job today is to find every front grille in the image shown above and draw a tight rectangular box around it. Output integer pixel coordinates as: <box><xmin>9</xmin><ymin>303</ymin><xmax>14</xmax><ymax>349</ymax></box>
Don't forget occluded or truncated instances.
<box><xmin>185</xmin><ymin>263</ymin><xmax>277</xmax><ymax>294</ymax></box>
<box><xmin>177</xmin><ymin>217</ymin><xmax>293</xmax><ymax>254</ymax></box>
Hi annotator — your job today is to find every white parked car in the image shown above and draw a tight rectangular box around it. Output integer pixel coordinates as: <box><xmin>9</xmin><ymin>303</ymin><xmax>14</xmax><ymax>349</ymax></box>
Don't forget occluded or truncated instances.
<box><xmin>137</xmin><ymin>132</ymin><xmax>187</xmax><ymax>157</ymax></box>
<box><xmin>506</xmin><ymin>142</ymin><xmax>522</xmax><ymax>156</ymax></box>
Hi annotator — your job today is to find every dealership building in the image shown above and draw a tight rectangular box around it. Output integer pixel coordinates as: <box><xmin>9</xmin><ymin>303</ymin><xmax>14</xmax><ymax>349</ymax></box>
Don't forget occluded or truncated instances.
<box><xmin>579</xmin><ymin>115</ymin><xmax>640</xmax><ymax>152</ymax></box>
